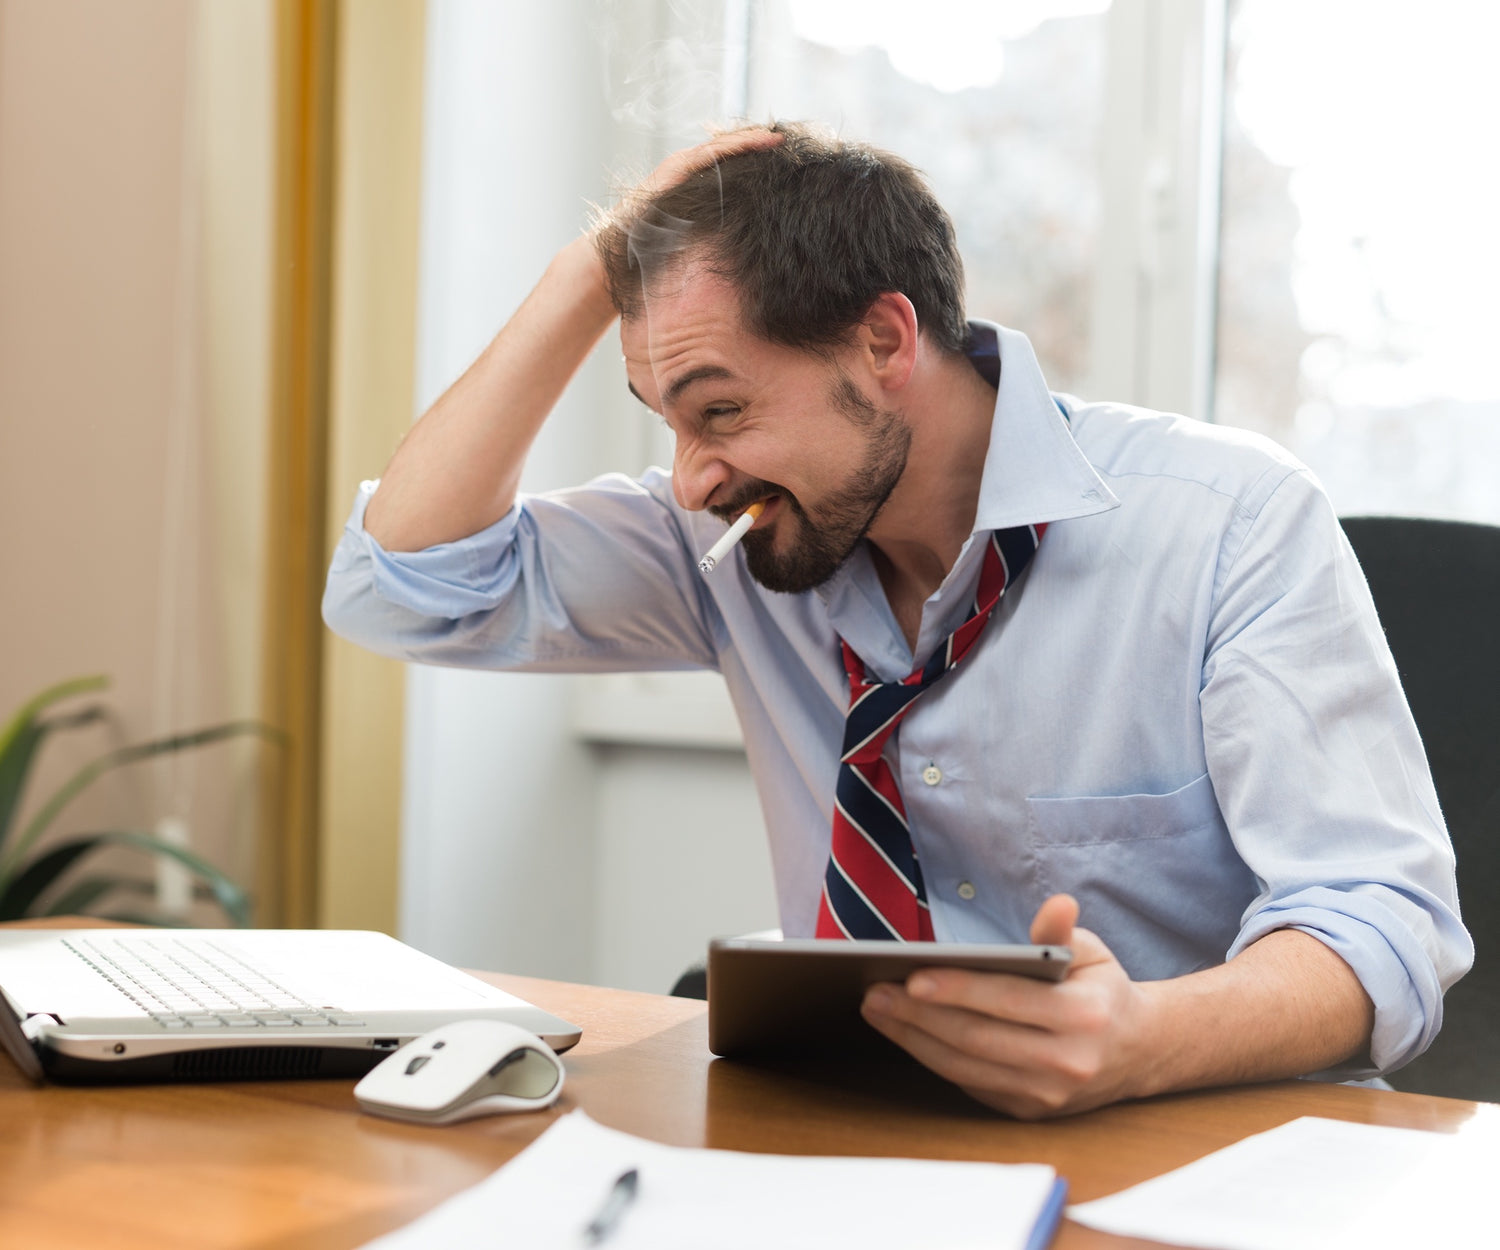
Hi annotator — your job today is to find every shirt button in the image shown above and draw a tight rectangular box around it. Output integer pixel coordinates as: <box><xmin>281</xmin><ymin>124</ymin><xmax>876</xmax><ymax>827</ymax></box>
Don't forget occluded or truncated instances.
<box><xmin>922</xmin><ymin>764</ymin><xmax>943</xmax><ymax>786</ymax></box>
<box><xmin>956</xmin><ymin>881</ymin><xmax>976</xmax><ymax>901</ymax></box>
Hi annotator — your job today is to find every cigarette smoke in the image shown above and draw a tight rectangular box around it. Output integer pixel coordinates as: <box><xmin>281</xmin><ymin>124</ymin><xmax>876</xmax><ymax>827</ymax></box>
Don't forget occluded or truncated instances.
<box><xmin>594</xmin><ymin>0</ymin><xmax>745</xmax><ymax>140</ymax></box>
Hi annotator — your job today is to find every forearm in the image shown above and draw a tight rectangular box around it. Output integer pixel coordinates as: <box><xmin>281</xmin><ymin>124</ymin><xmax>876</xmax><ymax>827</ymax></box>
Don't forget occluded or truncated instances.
<box><xmin>1129</xmin><ymin>929</ymin><xmax>1375</xmax><ymax>1099</ymax></box>
<box><xmin>363</xmin><ymin>235</ymin><xmax>618</xmax><ymax>552</ymax></box>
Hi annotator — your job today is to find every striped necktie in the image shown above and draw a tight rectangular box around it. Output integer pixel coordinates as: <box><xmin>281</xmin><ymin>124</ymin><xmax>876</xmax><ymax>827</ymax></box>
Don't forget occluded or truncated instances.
<box><xmin>815</xmin><ymin>523</ymin><xmax>1047</xmax><ymax>940</ymax></box>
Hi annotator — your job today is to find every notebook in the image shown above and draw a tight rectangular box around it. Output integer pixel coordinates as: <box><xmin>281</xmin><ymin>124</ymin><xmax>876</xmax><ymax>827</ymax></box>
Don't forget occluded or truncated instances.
<box><xmin>0</xmin><ymin>928</ymin><xmax>581</xmax><ymax>1084</ymax></box>
<box><xmin>359</xmin><ymin>1110</ymin><xmax>1070</xmax><ymax>1250</ymax></box>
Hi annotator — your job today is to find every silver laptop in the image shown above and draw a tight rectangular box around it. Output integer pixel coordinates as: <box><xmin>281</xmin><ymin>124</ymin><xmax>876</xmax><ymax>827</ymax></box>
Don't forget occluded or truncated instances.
<box><xmin>0</xmin><ymin>928</ymin><xmax>581</xmax><ymax>1084</ymax></box>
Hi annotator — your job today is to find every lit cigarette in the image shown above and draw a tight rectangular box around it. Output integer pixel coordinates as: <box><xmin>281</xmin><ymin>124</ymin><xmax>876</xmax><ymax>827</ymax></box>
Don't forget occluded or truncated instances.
<box><xmin>698</xmin><ymin>501</ymin><xmax>765</xmax><ymax>574</ymax></box>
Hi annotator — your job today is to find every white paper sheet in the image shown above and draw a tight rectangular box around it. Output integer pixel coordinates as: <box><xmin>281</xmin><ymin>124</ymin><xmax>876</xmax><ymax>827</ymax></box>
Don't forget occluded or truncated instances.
<box><xmin>1068</xmin><ymin>1115</ymin><xmax>1493</xmax><ymax>1250</ymax></box>
<box><xmin>360</xmin><ymin>1110</ymin><xmax>1063</xmax><ymax>1250</ymax></box>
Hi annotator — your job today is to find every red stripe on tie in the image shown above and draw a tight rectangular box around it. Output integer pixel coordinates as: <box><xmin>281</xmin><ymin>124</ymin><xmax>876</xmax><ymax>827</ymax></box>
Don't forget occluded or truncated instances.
<box><xmin>834</xmin><ymin>790</ymin><xmax>918</xmax><ymax>895</ymax></box>
<box><xmin>828</xmin><ymin>827</ymin><xmax>917</xmax><ymax>934</ymax></box>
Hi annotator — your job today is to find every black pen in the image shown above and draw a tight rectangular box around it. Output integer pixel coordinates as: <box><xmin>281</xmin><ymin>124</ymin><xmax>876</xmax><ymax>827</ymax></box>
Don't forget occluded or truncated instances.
<box><xmin>582</xmin><ymin>1166</ymin><xmax>639</xmax><ymax>1245</ymax></box>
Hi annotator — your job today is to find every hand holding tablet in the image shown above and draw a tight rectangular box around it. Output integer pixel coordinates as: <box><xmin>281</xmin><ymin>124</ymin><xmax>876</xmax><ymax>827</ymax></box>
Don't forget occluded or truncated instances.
<box><xmin>707</xmin><ymin>938</ymin><xmax>1071</xmax><ymax>1058</ymax></box>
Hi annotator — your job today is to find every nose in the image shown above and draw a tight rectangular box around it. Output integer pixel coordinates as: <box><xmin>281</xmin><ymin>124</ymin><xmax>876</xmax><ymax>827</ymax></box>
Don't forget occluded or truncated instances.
<box><xmin>671</xmin><ymin>432</ymin><xmax>731</xmax><ymax>513</ymax></box>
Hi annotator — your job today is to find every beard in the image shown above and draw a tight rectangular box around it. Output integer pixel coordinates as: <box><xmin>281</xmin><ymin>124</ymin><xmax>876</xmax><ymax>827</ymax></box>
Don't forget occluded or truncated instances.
<box><xmin>712</xmin><ymin>373</ymin><xmax>912</xmax><ymax>595</ymax></box>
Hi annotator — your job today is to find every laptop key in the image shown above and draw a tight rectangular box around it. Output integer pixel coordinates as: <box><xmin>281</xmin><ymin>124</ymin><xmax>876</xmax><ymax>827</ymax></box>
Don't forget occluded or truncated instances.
<box><xmin>329</xmin><ymin>1015</ymin><xmax>366</xmax><ymax>1027</ymax></box>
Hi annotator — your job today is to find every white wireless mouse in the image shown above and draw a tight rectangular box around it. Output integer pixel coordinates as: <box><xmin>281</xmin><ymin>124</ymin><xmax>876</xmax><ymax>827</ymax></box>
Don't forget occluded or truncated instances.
<box><xmin>353</xmin><ymin>1019</ymin><xmax>565</xmax><ymax>1125</ymax></box>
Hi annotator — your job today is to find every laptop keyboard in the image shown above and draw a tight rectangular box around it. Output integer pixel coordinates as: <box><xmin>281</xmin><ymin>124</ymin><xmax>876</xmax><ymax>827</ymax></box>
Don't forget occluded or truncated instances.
<box><xmin>64</xmin><ymin>934</ymin><xmax>367</xmax><ymax>1030</ymax></box>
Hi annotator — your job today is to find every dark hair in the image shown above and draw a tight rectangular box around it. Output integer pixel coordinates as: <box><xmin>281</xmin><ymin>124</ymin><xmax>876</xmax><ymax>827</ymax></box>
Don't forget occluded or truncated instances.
<box><xmin>594</xmin><ymin>122</ymin><xmax>968</xmax><ymax>355</ymax></box>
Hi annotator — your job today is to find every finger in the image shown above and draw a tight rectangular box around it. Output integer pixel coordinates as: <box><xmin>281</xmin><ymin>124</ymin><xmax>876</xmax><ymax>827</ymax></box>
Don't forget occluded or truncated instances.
<box><xmin>860</xmin><ymin>998</ymin><xmax>1065</xmax><ymax>1117</ymax></box>
<box><xmin>699</xmin><ymin>122</ymin><xmax>785</xmax><ymax>154</ymax></box>
<box><xmin>1065</xmin><ymin>924</ymin><xmax>1115</xmax><ymax>968</ymax></box>
<box><xmin>863</xmin><ymin>993</ymin><xmax>1032</xmax><ymax>1084</ymax></box>
<box><xmin>1030</xmin><ymin>893</ymin><xmax>1079</xmax><ymax>947</ymax></box>
<box><xmin>868</xmin><ymin>985</ymin><xmax>1057</xmax><ymax>1066</ymax></box>
<box><xmin>904</xmin><ymin>967</ymin><xmax>1065</xmax><ymax>1030</ymax></box>
<box><xmin>648</xmin><ymin>126</ymin><xmax>784</xmax><ymax>193</ymax></box>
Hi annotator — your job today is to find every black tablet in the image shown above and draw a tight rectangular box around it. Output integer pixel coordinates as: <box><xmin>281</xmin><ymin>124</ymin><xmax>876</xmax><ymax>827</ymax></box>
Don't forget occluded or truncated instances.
<box><xmin>706</xmin><ymin>937</ymin><xmax>1072</xmax><ymax>1058</ymax></box>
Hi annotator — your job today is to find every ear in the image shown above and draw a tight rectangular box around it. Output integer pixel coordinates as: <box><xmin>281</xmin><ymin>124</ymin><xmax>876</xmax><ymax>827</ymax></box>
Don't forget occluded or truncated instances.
<box><xmin>859</xmin><ymin>292</ymin><xmax>919</xmax><ymax>393</ymax></box>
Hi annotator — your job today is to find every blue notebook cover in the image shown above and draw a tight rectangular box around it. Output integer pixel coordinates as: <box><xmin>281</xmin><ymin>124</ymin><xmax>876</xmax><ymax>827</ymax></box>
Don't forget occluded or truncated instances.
<box><xmin>1026</xmin><ymin>1176</ymin><xmax>1070</xmax><ymax>1250</ymax></box>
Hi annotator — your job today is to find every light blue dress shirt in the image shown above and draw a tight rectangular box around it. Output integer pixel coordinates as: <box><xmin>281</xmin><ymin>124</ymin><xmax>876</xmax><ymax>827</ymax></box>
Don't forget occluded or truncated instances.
<box><xmin>324</xmin><ymin>322</ymin><xmax>1471</xmax><ymax>1078</ymax></box>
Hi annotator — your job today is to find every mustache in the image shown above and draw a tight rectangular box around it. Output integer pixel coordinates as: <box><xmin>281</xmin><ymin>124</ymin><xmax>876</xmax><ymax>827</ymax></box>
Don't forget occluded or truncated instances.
<box><xmin>708</xmin><ymin>482</ymin><xmax>788</xmax><ymax>524</ymax></box>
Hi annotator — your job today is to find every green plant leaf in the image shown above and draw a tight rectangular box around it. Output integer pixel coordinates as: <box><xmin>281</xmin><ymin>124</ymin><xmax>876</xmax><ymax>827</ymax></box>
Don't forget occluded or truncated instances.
<box><xmin>0</xmin><ymin>839</ymin><xmax>96</xmax><ymax>920</ymax></box>
<box><xmin>44</xmin><ymin>876</ymin><xmax>235</xmax><ymax>920</ymax></box>
<box><xmin>0</xmin><ymin>684</ymin><xmax>107</xmax><ymax>857</ymax></box>
<box><xmin>0</xmin><ymin>720</ymin><xmax>280</xmax><ymax>886</ymax></box>
<box><xmin>0</xmin><ymin>722</ymin><xmax>45</xmax><ymax>860</ymax></box>
<box><xmin>0</xmin><ymin>831</ymin><xmax>251</xmax><ymax>927</ymax></box>
<box><xmin>0</xmin><ymin>675</ymin><xmax>108</xmax><ymax>763</ymax></box>
<box><xmin>93</xmin><ymin>910</ymin><xmax>197</xmax><ymax>928</ymax></box>
<box><xmin>40</xmin><ymin>875</ymin><xmax>123</xmax><ymax>918</ymax></box>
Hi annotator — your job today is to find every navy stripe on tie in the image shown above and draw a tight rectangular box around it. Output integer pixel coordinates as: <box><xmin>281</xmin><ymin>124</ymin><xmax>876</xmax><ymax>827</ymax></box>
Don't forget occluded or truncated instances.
<box><xmin>995</xmin><ymin>524</ymin><xmax>1040</xmax><ymax>583</ymax></box>
<box><xmin>823</xmin><ymin>866</ymin><xmax>904</xmax><ymax>940</ymax></box>
<box><xmin>842</xmin><ymin>683</ymin><xmax>922</xmax><ymax>760</ymax></box>
<box><xmin>834</xmin><ymin>768</ymin><xmax>922</xmax><ymax>892</ymax></box>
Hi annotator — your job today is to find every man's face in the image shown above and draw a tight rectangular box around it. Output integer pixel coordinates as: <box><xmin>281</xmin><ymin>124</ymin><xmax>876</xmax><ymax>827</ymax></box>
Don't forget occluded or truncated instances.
<box><xmin>620</xmin><ymin>263</ymin><xmax>911</xmax><ymax>594</ymax></box>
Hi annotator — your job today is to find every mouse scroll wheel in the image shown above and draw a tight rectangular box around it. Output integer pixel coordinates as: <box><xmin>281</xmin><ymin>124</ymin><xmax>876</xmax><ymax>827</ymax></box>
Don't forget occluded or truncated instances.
<box><xmin>487</xmin><ymin>1049</ymin><xmax>527</xmax><ymax>1079</ymax></box>
<box><xmin>404</xmin><ymin>1054</ymin><xmax>431</xmax><ymax>1076</ymax></box>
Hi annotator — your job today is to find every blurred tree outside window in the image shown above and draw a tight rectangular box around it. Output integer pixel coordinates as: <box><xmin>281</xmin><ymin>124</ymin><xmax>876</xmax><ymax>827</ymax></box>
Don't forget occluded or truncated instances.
<box><xmin>745</xmin><ymin>0</ymin><xmax>1497</xmax><ymax>524</ymax></box>
<box><xmin>749</xmin><ymin>0</ymin><xmax>1112</xmax><ymax>395</ymax></box>
<box><xmin>1215</xmin><ymin>0</ymin><xmax>1500</xmax><ymax>522</ymax></box>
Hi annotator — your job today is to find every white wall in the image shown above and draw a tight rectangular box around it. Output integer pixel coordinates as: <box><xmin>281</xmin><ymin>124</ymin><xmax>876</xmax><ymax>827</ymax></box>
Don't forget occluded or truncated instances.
<box><xmin>0</xmin><ymin>0</ymin><xmax>266</xmax><ymax>913</ymax></box>
<box><xmin>591</xmin><ymin>744</ymin><xmax>776</xmax><ymax>991</ymax></box>
<box><xmin>400</xmin><ymin>0</ymin><xmax>779</xmax><ymax>992</ymax></box>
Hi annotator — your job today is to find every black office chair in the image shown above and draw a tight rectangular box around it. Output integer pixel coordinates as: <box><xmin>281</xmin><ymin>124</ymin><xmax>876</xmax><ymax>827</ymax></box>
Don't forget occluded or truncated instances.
<box><xmin>1339</xmin><ymin>516</ymin><xmax>1500</xmax><ymax>1101</ymax></box>
<box><xmin>670</xmin><ymin>964</ymin><xmax>708</xmax><ymax>1000</ymax></box>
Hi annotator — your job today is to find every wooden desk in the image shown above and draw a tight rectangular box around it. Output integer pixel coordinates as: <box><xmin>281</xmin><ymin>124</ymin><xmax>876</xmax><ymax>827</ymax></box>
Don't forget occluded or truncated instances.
<box><xmin>2</xmin><ymin>964</ymin><xmax>1494</xmax><ymax>1249</ymax></box>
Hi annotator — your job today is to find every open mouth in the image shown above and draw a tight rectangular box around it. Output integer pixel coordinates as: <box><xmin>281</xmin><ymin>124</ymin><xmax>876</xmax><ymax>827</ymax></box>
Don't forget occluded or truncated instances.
<box><xmin>749</xmin><ymin>495</ymin><xmax>781</xmax><ymax>527</ymax></box>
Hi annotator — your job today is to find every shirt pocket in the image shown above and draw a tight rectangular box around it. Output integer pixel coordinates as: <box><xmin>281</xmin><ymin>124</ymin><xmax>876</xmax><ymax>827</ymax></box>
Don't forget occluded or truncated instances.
<box><xmin>1024</xmin><ymin>772</ymin><xmax>1255</xmax><ymax>979</ymax></box>
<box><xmin>1027</xmin><ymin>771</ymin><xmax>1222</xmax><ymax>847</ymax></box>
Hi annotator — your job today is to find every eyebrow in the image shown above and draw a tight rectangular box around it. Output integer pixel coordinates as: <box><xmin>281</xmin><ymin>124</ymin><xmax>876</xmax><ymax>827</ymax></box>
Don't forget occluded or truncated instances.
<box><xmin>661</xmin><ymin>365</ymin><xmax>735</xmax><ymax>409</ymax></box>
<box><xmin>626</xmin><ymin>380</ymin><xmax>652</xmax><ymax>410</ymax></box>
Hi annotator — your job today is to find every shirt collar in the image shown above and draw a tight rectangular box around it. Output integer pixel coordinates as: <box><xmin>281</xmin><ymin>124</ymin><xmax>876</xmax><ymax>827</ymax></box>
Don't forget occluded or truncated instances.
<box><xmin>967</xmin><ymin>320</ymin><xmax>1119</xmax><ymax>532</ymax></box>
<box><xmin>814</xmin><ymin>322</ymin><xmax>1119</xmax><ymax>675</ymax></box>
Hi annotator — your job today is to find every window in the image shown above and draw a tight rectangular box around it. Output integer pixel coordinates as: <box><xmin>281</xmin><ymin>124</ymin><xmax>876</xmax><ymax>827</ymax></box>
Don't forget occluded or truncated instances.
<box><xmin>1214</xmin><ymin>0</ymin><xmax>1500</xmax><ymax>522</ymax></box>
<box><xmin>578</xmin><ymin>0</ymin><xmax>1497</xmax><ymax>749</ymax></box>
<box><xmin>748</xmin><ymin>0</ymin><xmax>1113</xmax><ymax>393</ymax></box>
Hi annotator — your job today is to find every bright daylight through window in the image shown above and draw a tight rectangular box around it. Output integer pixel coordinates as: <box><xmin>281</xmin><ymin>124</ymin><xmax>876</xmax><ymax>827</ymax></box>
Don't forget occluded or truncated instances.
<box><xmin>751</xmin><ymin>0</ymin><xmax>1112</xmax><ymax>395</ymax></box>
<box><xmin>1214</xmin><ymin>0</ymin><xmax>1498</xmax><ymax>521</ymax></box>
<box><xmin>753</xmin><ymin>0</ymin><xmax>1497</xmax><ymax>523</ymax></box>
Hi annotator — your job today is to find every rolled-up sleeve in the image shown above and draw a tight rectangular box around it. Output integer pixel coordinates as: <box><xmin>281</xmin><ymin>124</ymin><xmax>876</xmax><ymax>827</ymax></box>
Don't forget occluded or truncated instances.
<box><xmin>322</xmin><ymin>472</ymin><xmax>722</xmax><ymax>673</ymax></box>
<box><xmin>1202</xmin><ymin>469</ymin><xmax>1472</xmax><ymax>1077</ymax></box>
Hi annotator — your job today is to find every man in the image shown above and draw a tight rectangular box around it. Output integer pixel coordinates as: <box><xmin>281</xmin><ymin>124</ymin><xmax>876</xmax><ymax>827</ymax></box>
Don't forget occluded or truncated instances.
<box><xmin>324</xmin><ymin>124</ymin><xmax>1469</xmax><ymax>1118</ymax></box>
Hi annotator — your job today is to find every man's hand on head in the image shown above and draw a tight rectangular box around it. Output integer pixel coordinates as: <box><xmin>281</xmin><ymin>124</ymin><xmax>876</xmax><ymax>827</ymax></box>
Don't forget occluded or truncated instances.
<box><xmin>636</xmin><ymin>125</ymin><xmax>786</xmax><ymax>207</ymax></box>
<box><xmin>592</xmin><ymin>126</ymin><xmax>786</xmax><ymax>263</ymax></box>
<box><xmin>858</xmin><ymin>893</ymin><xmax>1158</xmax><ymax>1120</ymax></box>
